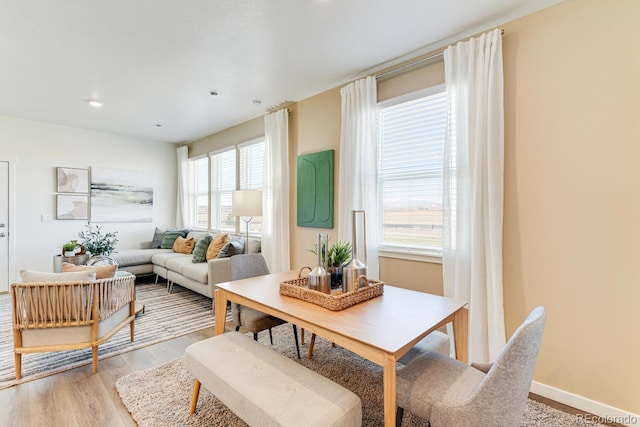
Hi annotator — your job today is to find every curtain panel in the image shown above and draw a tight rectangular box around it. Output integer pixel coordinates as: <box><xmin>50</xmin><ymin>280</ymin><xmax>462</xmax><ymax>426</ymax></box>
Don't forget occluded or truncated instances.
<box><xmin>338</xmin><ymin>76</ymin><xmax>379</xmax><ymax>279</ymax></box>
<box><xmin>443</xmin><ymin>28</ymin><xmax>506</xmax><ymax>362</ymax></box>
<box><xmin>262</xmin><ymin>109</ymin><xmax>290</xmax><ymax>273</ymax></box>
<box><xmin>176</xmin><ymin>145</ymin><xmax>190</xmax><ymax>229</ymax></box>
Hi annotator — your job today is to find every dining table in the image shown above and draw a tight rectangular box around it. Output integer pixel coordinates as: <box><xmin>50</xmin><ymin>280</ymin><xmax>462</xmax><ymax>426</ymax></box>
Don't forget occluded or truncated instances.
<box><xmin>213</xmin><ymin>270</ymin><xmax>468</xmax><ymax>427</ymax></box>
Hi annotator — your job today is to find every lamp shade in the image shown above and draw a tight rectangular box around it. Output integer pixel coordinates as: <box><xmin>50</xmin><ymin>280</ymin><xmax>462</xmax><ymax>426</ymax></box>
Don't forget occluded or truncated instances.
<box><xmin>232</xmin><ymin>190</ymin><xmax>262</xmax><ymax>217</ymax></box>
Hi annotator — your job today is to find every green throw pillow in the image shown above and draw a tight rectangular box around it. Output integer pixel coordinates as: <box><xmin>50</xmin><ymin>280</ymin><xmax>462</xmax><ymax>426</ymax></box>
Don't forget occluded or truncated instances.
<box><xmin>192</xmin><ymin>235</ymin><xmax>213</xmax><ymax>263</ymax></box>
<box><xmin>216</xmin><ymin>238</ymin><xmax>245</xmax><ymax>258</ymax></box>
<box><xmin>160</xmin><ymin>229</ymin><xmax>189</xmax><ymax>249</ymax></box>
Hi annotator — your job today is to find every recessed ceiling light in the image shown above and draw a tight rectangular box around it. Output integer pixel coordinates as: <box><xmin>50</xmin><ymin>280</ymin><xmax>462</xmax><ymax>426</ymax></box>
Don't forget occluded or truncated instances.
<box><xmin>86</xmin><ymin>99</ymin><xmax>104</xmax><ymax>108</ymax></box>
<box><xmin>155</xmin><ymin>124</ymin><xmax>163</xmax><ymax>127</ymax></box>
<box><xmin>210</xmin><ymin>91</ymin><xmax>219</xmax><ymax>96</ymax></box>
<box><xmin>252</xmin><ymin>99</ymin><xmax>262</xmax><ymax>106</ymax></box>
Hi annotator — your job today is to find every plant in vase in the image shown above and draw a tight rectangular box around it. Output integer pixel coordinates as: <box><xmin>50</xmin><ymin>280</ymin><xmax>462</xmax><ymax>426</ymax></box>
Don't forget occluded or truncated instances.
<box><xmin>62</xmin><ymin>241</ymin><xmax>77</xmax><ymax>257</ymax></box>
<box><xmin>308</xmin><ymin>239</ymin><xmax>352</xmax><ymax>288</ymax></box>
<box><xmin>78</xmin><ymin>224</ymin><xmax>119</xmax><ymax>256</ymax></box>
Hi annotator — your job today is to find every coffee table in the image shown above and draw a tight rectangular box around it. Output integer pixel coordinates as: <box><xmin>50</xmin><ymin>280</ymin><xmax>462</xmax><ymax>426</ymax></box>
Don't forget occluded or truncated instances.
<box><xmin>214</xmin><ymin>270</ymin><xmax>468</xmax><ymax>427</ymax></box>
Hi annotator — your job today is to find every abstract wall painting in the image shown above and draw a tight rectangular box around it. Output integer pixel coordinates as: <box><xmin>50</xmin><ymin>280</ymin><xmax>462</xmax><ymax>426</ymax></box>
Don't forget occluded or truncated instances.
<box><xmin>90</xmin><ymin>167</ymin><xmax>153</xmax><ymax>223</ymax></box>
<box><xmin>297</xmin><ymin>149</ymin><xmax>334</xmax><ymax>228</ymax></box>
<box><xmin>56</xmin><ymin>194</ymin><xmax>89</xmax><ymax>220</ymax></box>
<box><xmin>57</xmin><ymin>167</ymin><xmax>89</xmax><ymax>193</ymax></box>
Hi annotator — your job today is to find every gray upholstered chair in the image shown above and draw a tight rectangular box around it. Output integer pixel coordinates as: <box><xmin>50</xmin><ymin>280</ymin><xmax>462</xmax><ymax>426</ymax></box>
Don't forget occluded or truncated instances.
<box><xmin>396</xmin><ymin>306</ymin><xmax>547</xmax><ymax>427</ymax></box>
<box><xmin>229</xmin><ymin>254</ymin><xmax>301</xmax><ymax>359</ymax></box>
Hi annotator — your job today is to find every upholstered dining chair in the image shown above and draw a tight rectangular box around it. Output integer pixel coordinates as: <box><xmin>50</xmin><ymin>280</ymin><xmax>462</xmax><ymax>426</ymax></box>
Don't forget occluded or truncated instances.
<box><xmin>395</xmin><ymin>306</ymin><xmax>547</xmax><ymax>427</ymax></box>
<box><xmin>229</xmin><ymin>254</ymin><xmax>301</xmax><ymax>359</ymax></box>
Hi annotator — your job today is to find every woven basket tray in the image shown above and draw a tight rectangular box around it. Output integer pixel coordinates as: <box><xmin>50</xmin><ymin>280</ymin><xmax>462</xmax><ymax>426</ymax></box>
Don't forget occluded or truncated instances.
<box><xmin>279</xmin><ymin>276</ymin><xmax>384</xmax><ymax>311</ymax></box>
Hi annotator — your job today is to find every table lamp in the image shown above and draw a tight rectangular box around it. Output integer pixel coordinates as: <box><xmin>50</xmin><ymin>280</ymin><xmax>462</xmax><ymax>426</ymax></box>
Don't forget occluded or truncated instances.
<box><xmin>232</xmin><ymin>190</ymin><xmax>262</xmax><ymax>253</ymax></box>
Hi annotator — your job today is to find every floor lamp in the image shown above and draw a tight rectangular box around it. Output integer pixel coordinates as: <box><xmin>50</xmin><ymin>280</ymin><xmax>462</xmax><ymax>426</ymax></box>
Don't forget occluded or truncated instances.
<box><xmin>232</xmin><ymin>190</ymin><xmax>262</xmax><ymax>254</ymax></box>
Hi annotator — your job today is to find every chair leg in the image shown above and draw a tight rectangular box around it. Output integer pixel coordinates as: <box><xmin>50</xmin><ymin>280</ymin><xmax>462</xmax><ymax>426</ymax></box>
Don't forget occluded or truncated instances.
<box><xmin>235</xmin><ymin>325</ymin><xmax>240</xmax><ymax>332</ymax></box>
<box><xmin>396</xmin><ymin>407</ymin><xmax>404</xmax><ymax>427</ymax></box>
<box><xmin>301</xmin><ymin>327</ymin><xmax>305</xmax><ymax>345</ymax></box>
<box><xmin>253</xmin><ymin>332</ymin><xmax>258</xmax><ymax>341</ymax></box>
<box><xmin>14</xmin><ymin>353</ymin><xmax>21</xmax><ymax>381</ymax></box>
<box><xmin>190</xmin><ymin>379</ymin><xmax>201</xmax><ymax>415</ymax></box>
<box><xmin>307</xmin><ymin>333</ymin><xmax>317</xmax><ymax>359</ymax></box>
<box><xmin>92</xmin><ymin>346</ymin><xmax>98</xmax><ymax>374</ymax></box>
<box><xmin>292</xmin><ymin>325</ymin><xmax>301</xmax><ymax>359</ymax></box>
<box><xmin>269</xmin><ymin>328</ymin><xmax>274</xmax><ymax>345</ymax></box>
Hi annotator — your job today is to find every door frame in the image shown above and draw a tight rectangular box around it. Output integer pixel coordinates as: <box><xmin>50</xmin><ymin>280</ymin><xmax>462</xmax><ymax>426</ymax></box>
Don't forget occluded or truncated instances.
<box><xmin>0</xmin><ymin>158</ymin><xmax>16</xmax><ymax>293</ymax></box>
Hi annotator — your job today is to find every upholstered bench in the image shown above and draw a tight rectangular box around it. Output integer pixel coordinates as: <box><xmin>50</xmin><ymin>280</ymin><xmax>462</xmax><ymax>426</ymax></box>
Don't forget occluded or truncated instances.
<box><xmin>185</xmin><ymin>332</ymin><xmax>362</xmax><ymax>427</ymax></box>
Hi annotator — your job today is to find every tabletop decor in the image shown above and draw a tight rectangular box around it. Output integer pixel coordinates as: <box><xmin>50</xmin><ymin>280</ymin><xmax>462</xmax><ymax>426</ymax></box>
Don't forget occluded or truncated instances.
<box><xmin>279</xmin><ymin>269</ymin><xmax>383</xmax><ymax>311</ymax></box>
<box><xmin>78</xmin><ymin>224</ymin><xmax>119</xmax><ymax>256</ymax></box>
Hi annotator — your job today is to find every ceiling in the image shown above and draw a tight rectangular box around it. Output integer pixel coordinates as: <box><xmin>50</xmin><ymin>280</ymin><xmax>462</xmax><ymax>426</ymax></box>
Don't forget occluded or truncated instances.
<box><xmin>0</xmin><ymin>0</ymin><xmax>563</xmax><ymax>144</ymax></box>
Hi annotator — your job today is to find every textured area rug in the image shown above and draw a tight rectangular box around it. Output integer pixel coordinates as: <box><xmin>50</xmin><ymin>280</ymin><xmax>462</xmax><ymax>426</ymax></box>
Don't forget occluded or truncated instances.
<box><xmin>116</xmin><ymin>325</ymin><xmax>605</xmax><ymax>427</ymax></box>
<box><xmin>0</xmin><ymin>282</ymin><xmax>218</xmax><ymax>388</ymax></box>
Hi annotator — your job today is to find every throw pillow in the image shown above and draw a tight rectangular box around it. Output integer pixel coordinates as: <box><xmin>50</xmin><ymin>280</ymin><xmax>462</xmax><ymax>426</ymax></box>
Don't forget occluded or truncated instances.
<box><xmin>20</xmin><ymin>269</ymin><xmax>97</xmax><ymax>283</ymax></box>
<box><xmin>206</xmin><ymin>232</ymin><xmax>229</xmax><ymax>261</ymax></box>
<box><xmin>173</xmin><ymin>236</ymin><xmax>195</xmax><ymax>254</ymax></box>
<box><xmin>216</xmin><ymin>239</ymin><xmax>245</xmax><ymax>258</ymax></box>
<box><xmin>151</xmin><ymin>227</ymin><xmax>165</xmax><ymax>249</ymax></box>
<box><xmin>61</xmin><ymin>262</ymin><xmax>118</xmax><ymax>280</ymax></box>
<box><xmin>192</xmin><ymin>235</ymin><xmax>213</xmax><ymax>263</ymax></box>
<box><xmin>160</xmin><ymin>229</ymin><xmax>188</xmax><ymax>249</ymax></box>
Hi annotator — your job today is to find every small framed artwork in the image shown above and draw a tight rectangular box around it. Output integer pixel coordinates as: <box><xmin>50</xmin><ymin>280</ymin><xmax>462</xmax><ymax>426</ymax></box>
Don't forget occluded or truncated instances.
<box><xmin>57</xmin><ymin>167</ymin><xmax>89</xmax><ymax>193</ymax></box>
<box><xmin>56</xmin><ymin>194</ymin><xmax>89</xmax><ymax>220</ymax></box>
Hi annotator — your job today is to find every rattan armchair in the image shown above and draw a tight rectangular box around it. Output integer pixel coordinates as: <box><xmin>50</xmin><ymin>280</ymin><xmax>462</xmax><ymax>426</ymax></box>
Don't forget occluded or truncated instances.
<box><xmin>11</xmin><ymin>273</ymin><xmax>136</xmax><ymax>380</ymax></box>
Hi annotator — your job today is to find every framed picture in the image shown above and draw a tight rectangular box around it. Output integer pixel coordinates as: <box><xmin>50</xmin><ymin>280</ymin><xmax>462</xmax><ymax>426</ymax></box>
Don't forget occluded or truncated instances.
<box><xmin>56</xmin><ymin>194</ymin><xmax>89</xmax><ymax>220</ymax></box>
<box><xmin>57</xmin><ymin>167</ymin><xmax>89</xmax><ymax>193</ymax></box>
<box><xmin>90</xmin><ymin>167</ymin><xmax>153</xmax><ymax>222</ymax></box>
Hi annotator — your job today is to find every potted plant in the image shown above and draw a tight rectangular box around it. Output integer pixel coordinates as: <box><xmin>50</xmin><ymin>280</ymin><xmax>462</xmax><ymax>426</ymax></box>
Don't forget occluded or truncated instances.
<box><xmin>308</xmin><ymin>238</ymin><xmax>352</xmax><ymax>288</ymax></box>
<box><xmin>78</xmin><ymin>224</ymin><xmax>119</xmax><ymax>256</ymax></box>
<box><xmin>62</xmin><ymin>241</ymin><xmax>77</xmax><ymax>257</ymax></box>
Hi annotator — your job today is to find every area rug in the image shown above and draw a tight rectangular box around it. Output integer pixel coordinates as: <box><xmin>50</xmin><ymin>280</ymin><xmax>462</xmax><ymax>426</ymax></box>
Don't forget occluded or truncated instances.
<box><xmin>116</xmin><ymin>325</ymin><xmax>605</xmax><ymax>427</ymax></box>
<box><xmin>0</xmin><ymin>282</ymin><xmax>219</xmax><ymax>388</ymax></box>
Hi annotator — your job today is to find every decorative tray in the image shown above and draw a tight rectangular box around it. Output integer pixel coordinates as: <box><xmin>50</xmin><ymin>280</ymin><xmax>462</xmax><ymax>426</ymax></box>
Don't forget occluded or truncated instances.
<box><xmin>279</xmin><ymin>276</ymin><xmax>384</xmax><ymax>311</ymax></box>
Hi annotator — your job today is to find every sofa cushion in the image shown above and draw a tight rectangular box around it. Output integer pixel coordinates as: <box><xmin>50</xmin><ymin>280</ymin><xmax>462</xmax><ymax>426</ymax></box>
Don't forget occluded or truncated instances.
<box><xmin>173</xmin><ymin>236</ymin><xmax>195</xmax><ymax>254</ymax></box>
<box><xmin>187</xmin><ymin>231</ymin><xmax>212</xmax><ymax>243</ymax></box>
<box><xmin>61</xmin><ymin>262</ymin><xmax>117</xmax><ymax>279</ymax></box>
<box><xmin>111</xmin><ymin>248</ymin><xmax>172</xmax><ymax>267</ymax></box>
<box><xmin>192</xmin><ymin>235</ymin><xmax>213</xmax><ymax>263</ymax></box>
<box><xmin>20</xmin><ymin>269</ymin><xmax>96</xmax><ymax>283</ymax></box>
<box><xmin>151</xmin><ymin>227</ymin><xmax>165</xmax><ymax>249</ymax></box>
<box><xmin>165</xmin><ymin>255</ymin><xmax>194</xmax><ymax>273</ymax></box>
<box><xmin>206</xmin><ymin>232</ymin><xmax>229</xmax><ymax>261</ymax></box>
<box><xmin>151</xmin><ymin>252</ymin><xmax>187</xmax><ymax>267</ymax></box>
<box><xmin>161</xmin><ymin>229</ymin><xmax>189</xmax><ymax>249</ymax></box>
<box><xmin>181</xmin><ymin>262</ymin><xmax>209</xmax><ymax>284</ymax></box>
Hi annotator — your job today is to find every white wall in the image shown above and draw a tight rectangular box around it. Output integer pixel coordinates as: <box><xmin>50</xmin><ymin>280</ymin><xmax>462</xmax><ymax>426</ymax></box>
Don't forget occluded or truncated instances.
<box><xmin>0</xmin><ymin>116</ymin><xmax>177</xmax><ymax>281</ymax></box>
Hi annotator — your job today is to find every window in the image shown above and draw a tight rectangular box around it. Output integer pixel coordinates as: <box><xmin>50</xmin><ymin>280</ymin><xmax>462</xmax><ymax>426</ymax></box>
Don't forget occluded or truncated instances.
<box><xmin>377</xmin><ymin>85</ymin><xmax>446</xmax><ymax>256</ymax></box>
<box><xmin>239</xmin><ymin>140</ymin><xmax>265</xmax><ymax>235</ymax></box>
<box><xmin>210</xmin><ymin>148</ymin><xmax>236</xmax><ymax>232</ymax></box>
<box><xmin>187</xmin><ymin>138</ymin><xmax>265</xmax><ymax>235</ymax></box>
<box><xmin>189</xmin><ymin>157</ymin><xmax>209</xmax><ymax>229</ymax></box>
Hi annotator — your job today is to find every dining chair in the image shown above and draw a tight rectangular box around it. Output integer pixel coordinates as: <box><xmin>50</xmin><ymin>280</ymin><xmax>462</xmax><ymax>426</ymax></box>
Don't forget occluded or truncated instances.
<box><xmin>395</xmin><ymin>306</ymin><xmax>547</xmax><ymax>427</ymax></box>
<box><xmin>229</xmin><ymin>254</ymin><xmax>301</xmax><ymax>359</ymax></box>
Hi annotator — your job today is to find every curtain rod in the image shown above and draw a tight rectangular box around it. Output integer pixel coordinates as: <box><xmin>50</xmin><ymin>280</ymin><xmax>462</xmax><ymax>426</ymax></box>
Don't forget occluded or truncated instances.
<box><xmin>375</xmin><ymin>29</ymin><xmax>504</xmax><ymax>81</ymax></box>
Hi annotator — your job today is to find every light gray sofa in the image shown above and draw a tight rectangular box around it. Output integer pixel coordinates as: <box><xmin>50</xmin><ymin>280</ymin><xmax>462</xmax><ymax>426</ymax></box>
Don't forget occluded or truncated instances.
<box><xmin>111</xmin><ymin>231</ymin><xmax>261</xmax><ymax>298</ymax></box>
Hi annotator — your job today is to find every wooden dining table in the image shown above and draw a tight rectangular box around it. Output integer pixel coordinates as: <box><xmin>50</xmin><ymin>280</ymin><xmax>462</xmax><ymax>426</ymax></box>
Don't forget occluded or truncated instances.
<box><xmin>213</xmin><ymin>270</ymin><xmax>468</xmax><ymax>427</ymax></box>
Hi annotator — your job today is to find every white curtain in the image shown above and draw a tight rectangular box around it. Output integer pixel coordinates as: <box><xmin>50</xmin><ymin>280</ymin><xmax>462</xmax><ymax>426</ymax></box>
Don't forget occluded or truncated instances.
<box><xmin>176</xmin><ymin>145</ymin><xmax>190</xmax><ymax>229</ymax></box>
<box><xmin>443</xmin><ymin>28</ymin><xmax>506</xmax><ymax>363</ymax></box>
<box><xmin>262</xmin><ymin>109</ymin><xmax>290</xmax><ymax>273</ymax></box>
<box><xmin>338</xmin><ymin>76</ymin><xmax>379</xmax><ymax>279</ymax></box>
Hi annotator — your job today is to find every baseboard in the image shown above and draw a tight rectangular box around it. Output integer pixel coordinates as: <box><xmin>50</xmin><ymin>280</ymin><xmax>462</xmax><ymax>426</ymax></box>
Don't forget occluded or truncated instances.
<box><xmin>531</xmin><ymin>381</ymin><xmax>640</xmax><ymax>427</ymax></box>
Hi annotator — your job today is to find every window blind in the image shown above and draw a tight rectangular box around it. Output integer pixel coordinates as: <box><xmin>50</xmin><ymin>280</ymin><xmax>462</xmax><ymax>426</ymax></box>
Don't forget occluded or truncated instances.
<box><xmin>210</xmin><ymin>149</ymin><xmax>236</xmax><ymax>232</ymax></box>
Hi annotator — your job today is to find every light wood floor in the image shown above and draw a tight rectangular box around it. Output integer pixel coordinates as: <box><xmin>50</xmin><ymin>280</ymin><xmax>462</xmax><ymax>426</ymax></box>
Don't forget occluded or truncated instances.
<box><xmin>0</xmin><ymin>326</ymin><xmax>217</xmax><ymax>427</ymax></box>
<box><xmin>0</xmin><ymin>326</ymin><xmax>619</xmax><ymax>427</ymax></box>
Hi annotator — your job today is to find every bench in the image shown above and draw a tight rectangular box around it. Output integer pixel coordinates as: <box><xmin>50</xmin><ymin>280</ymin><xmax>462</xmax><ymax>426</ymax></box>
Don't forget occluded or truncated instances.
<box><xmin>185</xmin><ymin>332</ymin><xmax>362</xmax><ymax>426</ymax></box>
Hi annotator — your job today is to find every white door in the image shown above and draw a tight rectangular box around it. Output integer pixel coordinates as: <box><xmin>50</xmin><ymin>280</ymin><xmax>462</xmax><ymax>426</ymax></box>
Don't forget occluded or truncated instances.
<box><xmin>0</xmin><ymin>161</ymin><xmax>8</xmax><ymax>293</ymax></box>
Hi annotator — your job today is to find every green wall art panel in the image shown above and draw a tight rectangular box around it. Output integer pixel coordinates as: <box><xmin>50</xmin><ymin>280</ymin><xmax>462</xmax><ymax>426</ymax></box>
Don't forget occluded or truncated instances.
<box><xmin>297</xmin><ymin>149</ymin><xmax>334</xmax><ymax>228</ymax></box>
